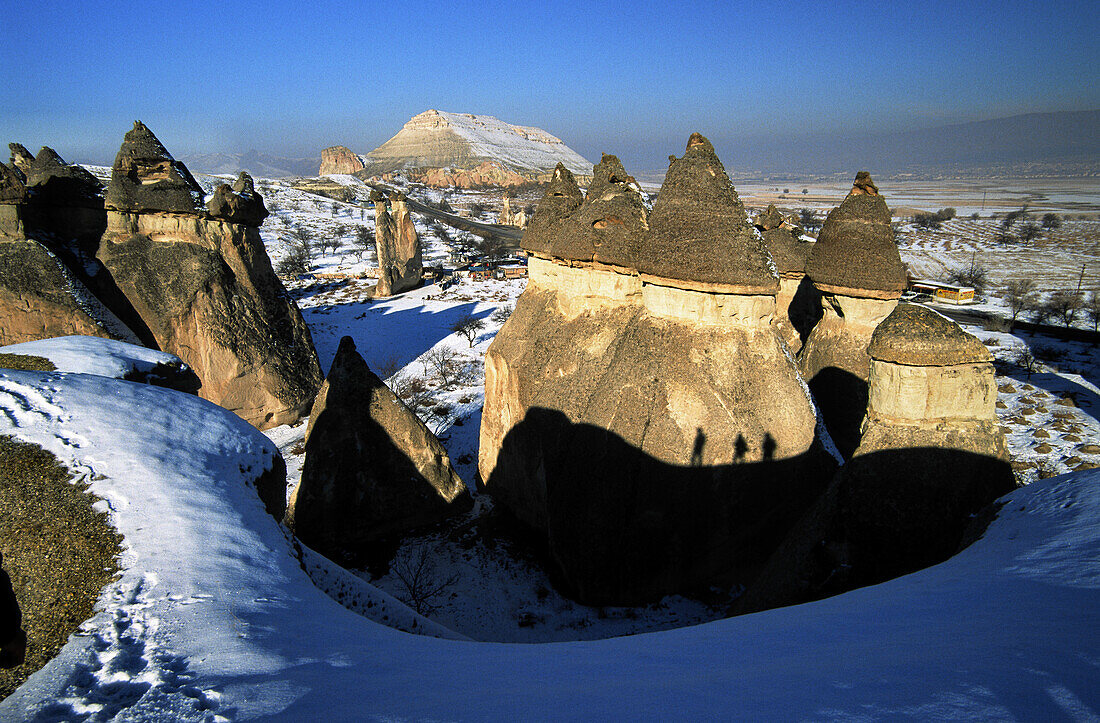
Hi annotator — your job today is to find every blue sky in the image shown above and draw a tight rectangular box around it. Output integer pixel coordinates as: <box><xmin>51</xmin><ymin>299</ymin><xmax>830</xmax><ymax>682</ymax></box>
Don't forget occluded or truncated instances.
<box><xmin>1</xmin><ymin>0</ymin><xmax>1097</xmax><ymax>172</ymax></box>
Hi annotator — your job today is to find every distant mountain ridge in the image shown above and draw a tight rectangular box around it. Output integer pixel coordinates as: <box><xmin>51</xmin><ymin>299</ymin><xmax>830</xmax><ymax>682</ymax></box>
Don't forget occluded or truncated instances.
<box><xmin>180</xmin><ymin>150</ymin><xmax>319</xmax><ymax>178</ymax></box>
<box><xmin>717</xmin><ymin>110</ymin><xmax>1100</xmax><ymax>178</ymax></box>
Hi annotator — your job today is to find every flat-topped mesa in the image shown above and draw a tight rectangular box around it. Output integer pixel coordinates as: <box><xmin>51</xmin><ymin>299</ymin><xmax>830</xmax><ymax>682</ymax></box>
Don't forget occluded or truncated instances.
<box><xmin>479</xmin><ymin>134</ymin><xmax>833</xmax><ymax>605</ymax></box>
<box><xmin>798</xmin><ymin>172</ymin><xmax>906</xmax><ymax>458</ymax></box>
<box><xmin>636</xmin><ymin>133</ymin><xmax>776</xmax><ymax>295</ymax></box>
<box><xmin>736</xmin><ymin>305</ymin><xmax>1013</xmax><ymax>615</ymax></box>
<box><xmin>105</xmin><ymin>121</ymin><xmax>205</xmax><ymax>215</ymax></box>
<box><xmin>207</xmin><ymin>172</ymin><xmax>269</xmax><ymax>226</ymax></box>
<box><xmin>755</xmin><ymin>204</ymin><xmax>818</xmax><ymax>352</ymax></box>
<box><xmin>520</xmin><ymin>163</ymin><xmax>584</xmax><ymax>258</ymax></box>
<box><xmin>318</xmin><ymin>145</ymin><xmax>365</xmax><ymax>176</ymax></box>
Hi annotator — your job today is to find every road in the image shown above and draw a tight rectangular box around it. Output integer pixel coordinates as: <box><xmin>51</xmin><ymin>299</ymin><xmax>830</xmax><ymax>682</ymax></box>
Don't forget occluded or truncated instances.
<box><xmin>365</xmin><ymin>182</ymin><xmax>524</xmax><ymax>243</ymax></box>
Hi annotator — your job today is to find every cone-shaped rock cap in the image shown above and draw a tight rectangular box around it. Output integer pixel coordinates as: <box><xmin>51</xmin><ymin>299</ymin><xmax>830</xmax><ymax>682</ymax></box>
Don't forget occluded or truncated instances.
<box><xmin>207</xmin><ymin>171</ymin><xmax>269</xmax><ymax>226</ymax></box>
<box><xmin>8</xmin><ymin>143</ymin><xmax>33</xmax><ymax>175</ymax></box>
<box><xmin>868</xmin><ymin>304</ymin><xmax>992</xmax><ymax>366</ymax></box>
<box><xmin>636</xmin><ymin>133</ymin><xmax>777</xmax><ymax>292</ymax></box>
<box><xmin>521</xmin><ymin>163</ymin><xmax>584</xmax><ymax>256</ymax></box>
<box><xmin>755</xmin><ymin>204</ymin><xmax>785</xmax><ymax>231</ymax></box>
<box><xmin>544</xmin><ymin>154</ymin><xmax>649</xmax><ymax>266</ymax></box>
<box><xmin>805</xmin><ymin>172</ymin><xmax>906</xmax><ymax>297</ymax></box>
<box><xmin>0</xmin><ymin>162</ymin><xmax>27</xmax><ymax>204</ymax></box>
<box><xmin>24</xmin><ymin>146</ymin><xmax>104</xmax><ymax>207</ymax></box>
<box><xmin>106</xmin><ymin>121</ymin><xmax>204</xmax><ymax>214</ymax></box>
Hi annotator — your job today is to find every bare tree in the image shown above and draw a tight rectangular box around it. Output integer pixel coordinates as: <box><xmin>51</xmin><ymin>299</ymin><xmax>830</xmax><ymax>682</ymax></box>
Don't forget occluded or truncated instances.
<box><xmin>354</xmin><ymin>225</ymin><xmax>375</xmax><ymax>263</ymax></box>
<box><xmin>799</xmin><ymin>209</ymin><xmax>821</xmax><ymax>233</ymax></box>
<box><xmin>451</xmin><ymin>314</ymin><xmax>485</xmax><ymax>347</ymax></box>
<box><xmin>1016</xmin><ymin>348</ymin><xmax>1041</xmax><ymax>379</ymax></box>
<box><xmin>389</xmin><ymin>543</ymin><xmax>460</xmax><ymax>616</ymax></box>
<box><xmin>946</xmin><ymin>262</ymin><xmax>989</xmax><ymax>294</ymax></box>
<box><xmin>388</xmin><ymin>371</ymin><xmax>432</xmax><ymax>415</ymax></box>
<box><xmin>1018</xmin><ymin>222</ymin><xmax>1041</xmax><ymax>245</ymax></box>
<box><xmin>1041</xmin><ymin>213</ymin><xmax>1062</xmax><ymax>231</ymax></box>
<box><xmin>491</xmin><ymin>304</ymin><xmax>513</xmax><ymax>324</ymax></box>
<box><xmin>1046</xmin><ymin>290</ymin><xmax>1083</xmax><ymax>328</ymax></box>
<box><xmin>423</xmin><ymin>346</ymin><xmax>461</xmax><ymax>388</ymax></box>
<box><xmin>1003</xmin><ymin>279</ymin><xmax>1036</xmax><ymax>328</ymax></box>
<box><xmin>1086</xmin><ymin>291</ymin><xmax>1100</xmax><ymax>332</ymax></box>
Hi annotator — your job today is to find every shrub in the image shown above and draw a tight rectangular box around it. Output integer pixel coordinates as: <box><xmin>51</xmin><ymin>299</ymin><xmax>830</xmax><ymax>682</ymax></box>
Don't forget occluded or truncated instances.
<box><xmin>913</xmin><ymin>212</ymin><xmax>942</xmax><ymax>230</ymax></box>
<box><xmin>491</xmin><ymin>304</ymin><xmax>513</xmax><ymax>323</ymax></box>
<box><xmin>1041</xmin><ymin>213</ymin><xmax>1062</xmax><ymax>230</ymax></box>
<box><xmin>946</xmin><ymin>263</ymin><xmax>989</xmax><ymax>293</ymax></box>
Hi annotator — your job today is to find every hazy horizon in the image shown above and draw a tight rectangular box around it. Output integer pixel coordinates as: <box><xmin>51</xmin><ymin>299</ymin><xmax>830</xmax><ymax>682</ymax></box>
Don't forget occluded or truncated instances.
<box><xmin>3</xmin><ymin>1</ymin><xmax>1098</xmax><ymax>175</ymax></box>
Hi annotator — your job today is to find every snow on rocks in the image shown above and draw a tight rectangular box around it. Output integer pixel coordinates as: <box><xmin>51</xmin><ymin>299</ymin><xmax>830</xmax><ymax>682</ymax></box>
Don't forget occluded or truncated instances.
<box><xmin>0</xmin><ymin>336</ymin><xmax>190</xmax><ymax>384</ymax></box>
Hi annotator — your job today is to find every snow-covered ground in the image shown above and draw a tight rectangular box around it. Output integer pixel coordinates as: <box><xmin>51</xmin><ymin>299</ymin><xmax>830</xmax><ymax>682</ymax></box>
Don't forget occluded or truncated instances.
<box><xmin>0</xmin><ymin>358</ymin><xmax>1097</xmax><ymax>720</ymax></box>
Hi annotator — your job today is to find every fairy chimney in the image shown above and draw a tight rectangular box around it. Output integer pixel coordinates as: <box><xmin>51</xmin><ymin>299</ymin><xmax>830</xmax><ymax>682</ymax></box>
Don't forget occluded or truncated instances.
<box><xmin>736</xmin><ymin>304</ymin><xmax>1014</xmax><ymax>615</ymax></box>
<box><xmin>798</xmin><ymin>172</ymin><xmax>907</xmax><ymax>457</ymax></box>
<box><xmin>98</xmin><ymin>122</ymin><xmax>322</xmax><ymax>429</ymax></box>
<box><xmin>480</xmin><ymin>135</ymin><xmax>834</xmax><ymax>605</ymax></box>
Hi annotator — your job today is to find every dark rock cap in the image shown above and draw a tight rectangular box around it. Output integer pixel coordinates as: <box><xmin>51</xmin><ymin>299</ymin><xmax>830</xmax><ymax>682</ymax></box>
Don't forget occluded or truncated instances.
<box><xmin>206</xmin><ymin>171</ymin><xmax>269</xmax><ymax>226</ymax></box>
<box><xmin>635</xmin><ymin>133</ymin><xmax>777</xmax><ymax>292</ymax></box>
<box><xmin>762</xmin><ymin>227</ymin><xmax>812</xmax><ymax>277</ymax></box>
<box><xmin>8</xmin><ymin>143</ymin><xmax>33</xmax><ymax>175</ymax></box>
<box><xmin>852</xmin><ymin>171</ymin><xmax>878</xmax><ymax>195</ymax></box>
<box><xmin>805</xmin><ymin>172</ymin><xmax>907</xmax><ymax>296</ymax></box>
<box><xmin>546</xmin><ymin>154</ymin><xmax>648</xmax><ymax>267</ymax></box>
<box><xmin>868</xmin><ymin>304</ymin><xmax>992</xmax><ymax>366</ymax></box>
<box><xmin>105</xmin><ymin>121</ymin><xmax>205</xmax><ymax>214</ymax></box>
<box><xmin>24</xmin><ymin>146</ymin><xmax>104</xmax><ymax>208</ymax></box>
<box><xmin>0</xmin><ymin>163</ymin><xmax>27</xmax><ymax>205</ymax></box>
<box><xmin>521</xmin><ymin>163</ymin><xmax>584</xmax><ymax>256</ymax></box>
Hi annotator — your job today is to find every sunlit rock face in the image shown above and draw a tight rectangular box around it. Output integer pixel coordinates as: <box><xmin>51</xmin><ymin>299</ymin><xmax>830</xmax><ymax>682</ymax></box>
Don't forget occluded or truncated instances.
<box><xmin>370</xmin><ymin>191</ymin><xmax>422</xmax><ymax>298</ymax></box>
<box><xmin>0</xmin><ymin>148</ymin><xmax>127</xmax><ymax>346</ymax></box>
<box><xmin>318</xmin><ymin>145</ymin><xmax>365</xmax><ymax>176</ymax></box>
<box><xmin>754</xmin><ymin>204</ymin><xmax>818</xmax><ymax>353</ymax></box>
<box><xmin>286</xmin><ymin>336</ymin><xmax>470</xmax><ymax>562</ymax></box>
<box><xmin>480</xmin><ymin>140</ymin><xmax>835</xmax><ymax>606</ymax></box>
<box><xmin>798</xmin><ymin>173</ymin><xmax>908</xmax><ymax>458</ymax></box>
<box><xmin>99</xmin><ymin>122</ymin><xmax>322</xmax><ymax>429</ymax></box>
<box><xmin>735</xmin><ymin>304</ymin><xmax>1014</xmax><ymax>616</ymax></box>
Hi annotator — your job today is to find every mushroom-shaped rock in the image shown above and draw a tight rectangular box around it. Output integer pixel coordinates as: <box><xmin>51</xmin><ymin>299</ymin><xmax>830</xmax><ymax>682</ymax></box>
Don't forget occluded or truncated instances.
<box><xmin>206</xmin><ymin>172</ymin><xmax>269</xmax><ymax>226</ymax></box>
<box><xmin>757</xmin><ymin>208</ymin><xmax>818</xmax><ymax>352</ymax></box>
<box><xmin>105</xmin><ymin>121</ymin><xmax>204</xmax><ymax>214</ymax></box>
<box><xmin>737</xmin><ymin>304</ymin><xmax>1013</xmax><ymax>615</ymax></box>
<box><xmin>754</xmin><ymin>204</ymin><xmax>785</xmax><ymax>231</ymax></box>
<box><xmin>521</xmin><ymin>163</ymin><xmax>583</xmax><ymax>257</ymax></box>
<box><xmin>867</xmin><ymin>303</ymin><xmax>992</xmax><ymax>366</ymax></box>
<box><xmin>285</xmin><ymin>337</ymin><xmax>471</xmax><ymax>560</ymax></box>
<box><xmin>798</xmin><ymin>172</ymin><xmax>906</xmax><ymax>457</ymax></box>
<box><xmin>480</xmin><ymin>136</ymin><xmax>833</xmax><ymax>605</ymax></box>
<box><xmin>636</xmin><ymin>133</ymin><xmax>776</xmax><ymax>293</ymax></box>
<box><xmin>369</xmin><ymin>193</ymin><xmax>421</xmax><ymax>298</ymax></box>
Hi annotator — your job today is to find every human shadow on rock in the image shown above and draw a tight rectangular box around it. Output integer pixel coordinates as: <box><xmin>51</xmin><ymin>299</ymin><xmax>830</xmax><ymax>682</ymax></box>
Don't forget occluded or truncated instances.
<box><xmin>484</xmin><ymin>407</ymin><xmax>838</xmax><ymax>607</ymax></box>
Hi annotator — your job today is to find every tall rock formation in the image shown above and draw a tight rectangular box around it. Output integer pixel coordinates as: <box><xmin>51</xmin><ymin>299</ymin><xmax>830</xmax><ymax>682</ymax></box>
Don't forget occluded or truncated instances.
<box><xmin>736</xmin><ymin>304</ymin><xmax>1014</xmax><ymax>615</ymax></box>
<box><xmin>285</xmin><ymin>337</ymin><xmax>471</xmax><ymax>561</ymax></box>
<box><xmin>479</xmin><ymin>139</ymin><xmax>835</xmax><ymax>605</ymax></box>
<box><xmin>370</xmin><ymin>191</ymin><xmax>422</xmax><ymax>298</ymax></box>
<box><xmin>0</xmin><ymin>148</ymin><xmax>135</xmax><ymax>346</ymax></box>
<box><xmin>318</xmin><ymin>146</ymin><xmax>365</xmax><ymax>176</ymax></box>
<box><xmin>99</xmin><ymin>122</ymin><xmax>322</xmax><ymax>429</ymax></box>
<box><xmin>798</xmin><ymin>173</ymin><xmax>907</xmax><ymax>458</ymax></box>
<box><xmin>754</xmin><ymin>204</ymin><xmax>819</xmax><ymax>353</ymax></box>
